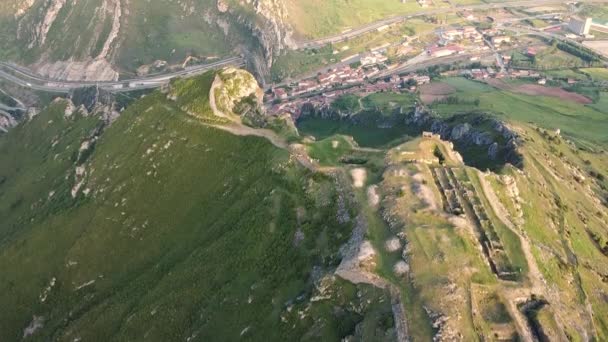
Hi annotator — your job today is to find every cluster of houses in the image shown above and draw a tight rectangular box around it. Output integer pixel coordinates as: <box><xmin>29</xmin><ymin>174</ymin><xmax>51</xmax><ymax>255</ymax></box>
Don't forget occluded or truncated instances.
<box><xmin>264</xmin><ymin>24</ymin><xmax>534</xmax><ymax>118</ymax></box>
<box><xmin>266</xmin><ymin>73</ymin><xmax>431</xmax><ymax>118</ymax></box>
<box><xmin>440</xmin><ymin>26</ymin><xmax>483</xmax><ymax>43</ymax></box>
<box><xmin>426</xmin><ymin>26</ymin><xmax>515</xmax><ymax>58</ymax></box>
<box><xmin>277</xmin><ymin>66</ymin><xmax>370</xmax><ymax>98</ymax></box>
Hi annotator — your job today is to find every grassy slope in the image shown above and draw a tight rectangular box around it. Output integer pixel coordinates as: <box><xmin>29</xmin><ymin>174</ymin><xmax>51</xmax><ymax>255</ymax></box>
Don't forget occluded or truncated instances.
<box><xmin>0</xmin><ymin>77</ymin><xmax>394</xmax><ymax>340</ymax></box>
<box><xmin>431</xmin><ymin>77</ymin><xmax>608</xmax><ymax>147</ymax></box>
<box><xmin>283</xmin><ymin>0</ymin><xmax>433</xmax><ymax>39</ymax></box>
<box><xmin>115</xmin><ymin>0</ymin><xmax>231</xmax><ymax>72</ymax></box>
<box><xmin>514</xmin><ymin>127</ymin><xmax>608</xmax><ymax>339</ymax></box>
<box><xmin>298</xmin><ymin>92</ymin><xmax>419</xmax><ymax>148</ymax></box>
<box><xmin>1</xmin><ymin>0</ymin><xmax>241</xmax><ymax>73</ymax></box>
<box><xmin>434</xmin><ymin>78</ymin><xmax>608</xmax><ymax>340</ymax></box>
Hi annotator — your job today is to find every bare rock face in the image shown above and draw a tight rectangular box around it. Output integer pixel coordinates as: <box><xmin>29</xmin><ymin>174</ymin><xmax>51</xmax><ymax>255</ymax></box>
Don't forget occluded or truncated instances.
<box><xmin>488</xmin><ymin>142</ymin><xmax>499</xmax><ymax>160</ymax></box>
<box><xmin>234</xmin><ymin>0</ymin><xmax>297</xmax><ymax>84</ymax></box>
<box><xmin>14</xmin><ymin>0</ymin><xmax>36</xmax><ymax>17</ymax></box>
<box><xmin>217</xmin><ymin>0</ymin><xmax>229</xmax><ymax>13</ymax></box>
<box><xmin>34</xmin><ymin>59</ymin><xmax>119</xmax><ymax>82</ymax></box>
<box><xmin>96</xmin><ymin>0</ymin><xmax>122</xmax><ymax>60</ymax></box>
<box><xmin>0</xmin><ymin>111</ymin><xmax>18</xmax><ymax>133</ymax></box>
<box><xmin>214</xmin><ymin>67</ymin><xmax>263</xmax><ymax>114</ymax></box>
<box><xmin>393</xmin><ymin>261</ymin><xmax>409</xmax><ymax>276</ymax></box>
<box><xmin>16</xmin><ymin>0</ymin><xmax>122</xmax><ymax>81</ymax></box>
<box><xmin>385</xmin><ymin>237</ymin><xmax>402</xmax><ymax>252</ymax></box>
<box><xmin>28</xmin><ymin>0</ymin><xmax>67</xmax><ymax>48</ymax></box>
<box><xmin>451</xmin><ymin>123</ymin><xmax>471</xmax><ymax>141</ymax></box>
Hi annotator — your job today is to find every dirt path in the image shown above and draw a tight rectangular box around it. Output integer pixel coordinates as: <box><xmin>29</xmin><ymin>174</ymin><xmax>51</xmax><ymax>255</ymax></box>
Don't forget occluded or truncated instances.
<box><xmin>477</xmin><ymin>171</ymin><xmax>546</xmax><ymax>293</ymax></box>
<box><xmin>208</xmin><ymin>123</ymin><xmax>287</xmax><ymax>149</ymax></box>
<box><xmin>476</xmin><ymin>171</ymin><xmax>554</xmax><ymax>341</ymax></box>
<box><xmin>208</xmin><ymin>75</ymin><xmax>233</xmax><ymax>120</ymax></box>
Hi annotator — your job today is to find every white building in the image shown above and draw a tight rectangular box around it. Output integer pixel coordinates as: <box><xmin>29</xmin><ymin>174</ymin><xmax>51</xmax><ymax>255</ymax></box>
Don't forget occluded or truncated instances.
<box><xmin>568</xmin><ymin>17</ymin><xmax>592</xmax><ymax>35</ymax></box>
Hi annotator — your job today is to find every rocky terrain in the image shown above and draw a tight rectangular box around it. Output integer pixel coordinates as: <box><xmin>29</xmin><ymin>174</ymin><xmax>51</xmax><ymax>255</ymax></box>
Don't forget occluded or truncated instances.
<box><xmin>0</xmin><ymin>0</ymin><xmax>297</xmax><ymax>83</ymax></box>
<box><xmin>407</xmin><ymin>106</ymin><xmax>524</xmax><ymax>169</ymax></box>
<box><xmin>297</xmin><ymin>100</ymin><xmax>523</xmax><ymax>170</ymax></box>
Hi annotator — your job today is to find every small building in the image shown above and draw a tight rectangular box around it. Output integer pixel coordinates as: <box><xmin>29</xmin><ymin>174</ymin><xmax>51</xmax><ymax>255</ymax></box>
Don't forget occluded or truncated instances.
<box><xmin>537</xmin><ymin>78</ymin><xmax>547</xmax><ymax>85</ymax></box>
<box><xmin>413</xmin><ymin>75</ymin><xmax>431</xmax><ymax>85</ymax></box>
<box><xmin>273</xmin><ymin>87</ymin><xmax>288</xmax><ymax>99</ymax></box>
<box><xmin>491</xmin><ymin>35</ymin><xmax>511</xmax><ymax>46</ymax></box>
<box><xmin>568</xmin><ymin>17</ymin><xmax>592</xmax><ymax>36</ymax></box>
<box><xmin>427</xmin><ymin>45</ymin><xmax>463</xmax><ymax>58</ymax></box>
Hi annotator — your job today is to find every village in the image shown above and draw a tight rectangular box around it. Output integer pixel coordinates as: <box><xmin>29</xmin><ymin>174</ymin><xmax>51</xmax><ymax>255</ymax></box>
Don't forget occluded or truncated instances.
<box><xmin>265</xmin><ymin>10</ymin><xmax>608</xmax><ymax>119</ymax></box>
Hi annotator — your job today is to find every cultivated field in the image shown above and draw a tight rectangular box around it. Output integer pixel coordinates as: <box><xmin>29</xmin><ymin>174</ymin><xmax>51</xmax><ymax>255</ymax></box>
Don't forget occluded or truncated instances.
<box><xmin>431</xmin><ymin>78</ymin><xmax>608</xmax><ymax>146</ymax></box>
<box><xmin>583</xmin><ymin>40</ymin><xmax>608</xmax><ymax>55</ymax></box>
<box><xmin>419</xmin><ymin>82</ymin><xmax>456</xmax><ymax>104</ymax></box>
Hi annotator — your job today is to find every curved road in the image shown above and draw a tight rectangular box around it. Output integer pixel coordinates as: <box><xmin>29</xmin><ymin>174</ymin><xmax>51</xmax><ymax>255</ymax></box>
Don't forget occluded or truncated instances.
<box><xmin>1</xmin><ymin>0</ymin><xmax>608</xmax><ymax>94</ymax></box>
<box><xmin>298</xmin><ymin>0</ymin><xmax>608</xmax><ymax>49</ymax></box>
<box><xmin>0</xmin><ymin>57</ymin><xmax>244</xmax><ymax>93</ymax></box>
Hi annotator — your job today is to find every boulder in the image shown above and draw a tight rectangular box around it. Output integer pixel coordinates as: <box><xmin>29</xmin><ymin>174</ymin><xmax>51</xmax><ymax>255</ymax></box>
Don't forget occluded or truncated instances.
<box><xmin>393</xmin><ymin>261</ymin><xmax>410</xmax><ymax>276</ymax></box>
<box><xmin>471</xmin><ymin>131</ymin><xmax>494</xmax><ymax>146</ymax></box>
<box><xmin>488</xmin><ymin>142</ymin><xmax>499</xmax><ymax>160</ymax></box>
<box><xmin>451</xmin><ymin>123</ymin><xmax>471</xmax><ymax>140</ymax></box>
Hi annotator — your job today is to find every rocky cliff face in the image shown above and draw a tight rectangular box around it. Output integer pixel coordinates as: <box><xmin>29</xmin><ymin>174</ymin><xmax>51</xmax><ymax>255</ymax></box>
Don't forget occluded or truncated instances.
<box><xmin>226</xmin><ymin>0</ymin><xmax>296</xmax><ymax>85</ymax></box>
<box><xmin>3</xmin><ymin>0</ymin><xmax>297</xmax><ymax>83</ymax></box>
<box><xmin>296</xmin><ymin>100</ymin><xmax>523</xmax><ymax>169</ymax></box>
<box><xmin>14</xmin><ymin>0</ymin><xmax>122</xmax><ymax>81</ymax></box>
<box><xmin>0</xmin><ymin>110</ymin><xmax>19</xmax><ymax>133</ymax></box>
<box><xmin>408</xmin><ymin>105</ymin><xmax>523</xmax><ymax>168</ymax></box>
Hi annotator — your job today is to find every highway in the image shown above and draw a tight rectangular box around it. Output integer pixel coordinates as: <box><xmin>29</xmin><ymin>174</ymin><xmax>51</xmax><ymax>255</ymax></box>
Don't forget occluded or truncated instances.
<box><xmin>0</xmin><ymin>57</ymin><xmax>244</xmax><ymax>93</ymax></box>
<box><xmin>1</xmin><ymin>0</ymin><xmax>607</xmax><ymax>95</ymax></box>
<box><xmin>297</xmin><ymin>0</ymin><xmax>608</xmax><ymax>49</ymax></box>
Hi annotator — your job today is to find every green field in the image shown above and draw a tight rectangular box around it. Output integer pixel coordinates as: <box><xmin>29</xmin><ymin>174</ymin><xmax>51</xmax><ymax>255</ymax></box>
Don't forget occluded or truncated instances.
<box><xmin>544</xmin><ymin>69</ymin><xmax>589</xmax><ymax>81</ymax></box>
<box><xmin>581</xmin><ymin>68</ymin><xmax>608</xmax><ymax>81</ymax></box>
<box><xmin>271</xmin><ymin>46</ymin><xmax>335</xmax><ymax>83</ymax></box>
<box><xmin>282</xmin><ymin>0</ymin><xmax>429</xmax><ymax>39</ymax></box>
<box><xmin>0</xmin><ymin>74</ymin><xmax>397</xmax><ymax>340</ymax></box>
<box><xmin>361</xmin><ymin>92</ymin><xmax>417</xmax><ymax>114</ymax></box>
<box><xmin>298</xmin><ymin>117</ymin><xmax>416</xmax><ymax>148</ymax></box>
<box><xmin>511</xmin><ymin>46</ymin><xmax>586</xmax><ymax>70</ymax></box>
<box><xmin>431</xmin><ymin>78</ymin><xmax>608</xmax><ymax>147</ymax></box>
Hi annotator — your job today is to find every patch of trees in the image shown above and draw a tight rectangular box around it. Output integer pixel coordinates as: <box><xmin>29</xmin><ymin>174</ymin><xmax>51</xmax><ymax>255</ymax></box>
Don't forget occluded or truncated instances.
<box><xmin>587</xmin><ymin>229</ymin><xmax>608</xmax><ymax>256</ymax></box>
<box><xmin>331</xmin><ymin>94</ymin><xmax>361</xmax><ymax>113</ymax></box>
<box><xmin>553</xmin><ymin>40</ymin><xmax>603</xmax><ymax>65</ymax></box>
<box><xmin>432</xmin><ymin>96</ymin><xmax>480</xmax><ymax>106</ymax></box>
<box><xmin>434</xmin><ymin>145</ymin><xmax>445</xmax><ymax>164</ymax></box>
<box><xmin>588</xmin><ymin>169</ymin><xmax>605</xmax><ymax>182</ymax></box>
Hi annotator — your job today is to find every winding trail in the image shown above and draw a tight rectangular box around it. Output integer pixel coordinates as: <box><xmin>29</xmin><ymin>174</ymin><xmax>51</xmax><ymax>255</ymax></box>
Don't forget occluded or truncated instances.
<box><xmin>209</xmin><ymin>123</ymin><xmax>287</xmax><ymax>149</ymax></box>
<box><xmin>475</xmin><ymin>170</ymin><xmax>566</xmax><ymax>341</ymax></box>
<box><xmin>476</xmin><ymin>171</ymin><xmax>546</xmax><ymax>293</ymax></box>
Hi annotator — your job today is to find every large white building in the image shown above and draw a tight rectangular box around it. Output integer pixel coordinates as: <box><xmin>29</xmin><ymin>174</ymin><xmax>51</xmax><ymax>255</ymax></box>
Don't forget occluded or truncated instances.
<box><xmin>568</xmin><ymin>17</ymin><xmax>592</xmax><ymax>35</ymax></box>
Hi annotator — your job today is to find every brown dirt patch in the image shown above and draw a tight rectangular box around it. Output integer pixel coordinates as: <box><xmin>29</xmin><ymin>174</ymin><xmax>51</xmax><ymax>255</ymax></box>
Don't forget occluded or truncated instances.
<box><xmin>486</xmin><ymin>79</ymin><xmax>592</xmax><ymax>104</ymax></box>
<box><xmin>514</xmin><ymin>84</ymin><xmax>592</xmax><ymax>104</ymax></box>
<box><xmin>419</xmin><ymin>82</ymin><xmax>456</xmax><ymax>104</ymax></box>
<box><xmin>485</xmin><ymin>78</ymin><xmax>512</xmax><ymax>90</ymax></box>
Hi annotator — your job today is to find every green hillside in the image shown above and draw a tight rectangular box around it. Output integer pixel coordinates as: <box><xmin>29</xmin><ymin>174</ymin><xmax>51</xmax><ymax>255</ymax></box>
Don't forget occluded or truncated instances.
<box><xmin>0</xmin><ymin>75</ymin><xmax>394</xmax><ymax>340</ymax></box>
<box><xmin>0</xmin><ymin>0</ymin><xmax>261</xmax><ymax>74</ymax></box>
